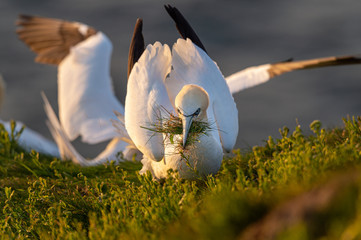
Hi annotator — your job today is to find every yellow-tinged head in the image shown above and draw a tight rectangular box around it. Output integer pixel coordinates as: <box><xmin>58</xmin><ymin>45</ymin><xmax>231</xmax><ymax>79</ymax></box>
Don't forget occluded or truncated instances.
<box><xmin>175</xmin><ymin>84</ymin><xmax>209</xmax><ymax>147</ymax></box>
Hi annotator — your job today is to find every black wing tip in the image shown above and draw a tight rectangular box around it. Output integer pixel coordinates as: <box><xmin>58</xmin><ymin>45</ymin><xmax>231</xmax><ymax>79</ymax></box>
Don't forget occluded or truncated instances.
<box><xmin>164</xmin><ymin>5</ymin><xmax>179</xmax><ymax>27</ymax></box>
<box><xmin>164</xmin><ymin>4</ymin><xmax>176</xmax><ymax>17</ymax></box>
<box><xmin>338</xmin><ymin>55</ymin><xmax>361</xmax><ymax>61</ymax></box>
<box><xmin>164</xmin><ymin>4</ymin><xmax>183</xmax><ymax>24</ymax></box>
<box><xmin>283</xmin><ymin>58</ymin><xmax>294</xmax><ymax>63</ymax></box>
<box><xmin>16</xmin><ymin>14</ymin><xmax>34</xmax><ymax>25</ymax></box>
<box><xmin>18</xmin><ymin>14</ymin><xmax>33</xmax><ymax>20</ymax></box>
<box><xmin>133</xmin><ymin>18</ymin><xmax>144</xmax><ymax>42</ymax></box>
<box><xmin>135</xmin><ymin>18</ymin><xmax>143</xmax><ymax>29</ymax></box>
<box><xmin>127</xmin><ymin>18</ymin><xmax>145</xmax><ymax>78</ymax></box>
<box><xmin>164</xmin><ymin>4</ymin><xmax>182</xmax><ymax>25</ymax></box>
<box><xmin>164</xmin><ymin>4</ymin><xmax>173</xmax><ymax>12</ymax></box>
<box><xmin>164</xmin><ymin>4</ymin><xmax>207</xmax><ymax>53</ymax></box>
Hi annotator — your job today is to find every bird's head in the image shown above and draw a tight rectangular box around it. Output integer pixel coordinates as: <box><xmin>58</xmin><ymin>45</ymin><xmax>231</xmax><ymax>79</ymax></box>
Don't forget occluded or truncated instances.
<box><xmin>175</xmin><ymin>84</ymin><xmax>209</xmax><ymax>148</ymax></box>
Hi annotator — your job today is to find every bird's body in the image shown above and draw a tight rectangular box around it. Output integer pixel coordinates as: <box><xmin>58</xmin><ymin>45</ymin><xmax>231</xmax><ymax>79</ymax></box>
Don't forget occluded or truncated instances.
<box><xmin>140</xmin><ymin>83</ymin><xmax>225</xmax><ymax>178</ymax></box>
<box><xmin>141</xmin><ymin>133</ymin><xmax>223</xmax><ymax>179</ymax></box>
<box><xmin>125</xmin><ymin>39</ymin><xmax>237</xmax><ymax>179</ymax></box>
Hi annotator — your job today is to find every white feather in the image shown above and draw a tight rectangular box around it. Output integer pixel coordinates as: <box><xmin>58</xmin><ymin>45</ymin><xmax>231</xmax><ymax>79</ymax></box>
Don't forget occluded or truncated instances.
<box><xmin>168</xmin><ymin>38</ymin><xmax>238</xmax><ymax>152</ymax></box>
<box><xmin>0</xmin><ymin>120</ymin><xmax>60</xmax><ymax>157</ymax></box>
<box><xmin>225</xmin><ymin>64</ymin><xmax>271</xmax><ymax>94</ymax></box>
<box><xmin>43</xmin><ymin>93</ymin><xmax>137</xmax><ymax>166</ymax></box>
<box><xmin>58</xmin><ymin>32</ymin><xmax>124</xmax><ymax>144</ymax></box>
<box><xmin>125</xmin><ymin>42</ymin><xmax>172</xmax><ymax>162</ymax></box>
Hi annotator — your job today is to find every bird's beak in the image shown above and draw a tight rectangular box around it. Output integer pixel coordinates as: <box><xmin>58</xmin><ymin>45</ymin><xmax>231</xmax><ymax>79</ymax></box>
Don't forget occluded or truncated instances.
<box><xmin>182</xmin><ymin>115</ymin><xmax>194</xmax><ymax>148</ymax></box>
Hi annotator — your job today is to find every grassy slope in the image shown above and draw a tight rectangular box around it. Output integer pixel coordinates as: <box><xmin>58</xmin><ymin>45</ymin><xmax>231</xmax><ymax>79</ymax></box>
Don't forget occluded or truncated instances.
<box><xmin>1</xmin><ymin>118</ymin><xmax>361</xmax><ymax>239</ymax></box>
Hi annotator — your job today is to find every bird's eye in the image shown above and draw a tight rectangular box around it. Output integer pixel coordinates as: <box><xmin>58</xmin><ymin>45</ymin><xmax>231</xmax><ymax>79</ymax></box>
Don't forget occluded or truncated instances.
<box><xmin>177</xmin><ymin>108</ymin><xmax>182</xmax><ymax>115</ymax></box>
<box><xmin>194</xmin><ymin>108</ymin><xmax>201</xmax><ymax>116</ymax></box>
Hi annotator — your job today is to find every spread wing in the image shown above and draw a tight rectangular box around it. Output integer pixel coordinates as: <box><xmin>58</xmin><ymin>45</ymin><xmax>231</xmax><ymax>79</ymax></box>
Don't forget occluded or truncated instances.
<box><xmin>125</xmin><ymin>42</ymin><xmax>172</xmax><ymax>161</ymax></box>
<box><xmin>16</xmin><ymin>15</ymin><xmax>97</xmax><ymax>65</ymax></box>
<box><xmin>226</xmin><ymin>55</ymin><xmax>361</xmax><ymax>95</ymax></box>
<box><xmin>17</xmin><ymin>15</ymin><xmax>124</xmax><ymax>144</ymax></box>
<box><xmin>168</xmin><ymin>38</ymin><xmax>238</xmax><ymax>152</ymax></box>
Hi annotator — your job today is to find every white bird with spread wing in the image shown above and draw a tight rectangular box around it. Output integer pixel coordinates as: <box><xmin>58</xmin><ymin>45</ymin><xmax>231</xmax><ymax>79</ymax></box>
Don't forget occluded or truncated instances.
<box><xmin>16</xmin><ymin>5</ymin><xmax>361</xmax><ymax>172</ymax></box>
<box><xmin>125</xmin><ymin>38</ymin><xmax>237</xmax><ymax>179</ymax></box>
<box><xmin>16</xmin><ymin>14</ymin><xmax>140</xmax><ymax>163</ymax></box>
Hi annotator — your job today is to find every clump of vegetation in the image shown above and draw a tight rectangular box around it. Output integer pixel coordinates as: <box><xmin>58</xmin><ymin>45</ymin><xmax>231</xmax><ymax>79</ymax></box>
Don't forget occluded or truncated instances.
<box><xmin>1</xmin><ymin>117</ymin><xmax>361</xmax><ymax>239</ymax></box>
<box><xmin>141</xmin><ymin>109</ymin><xmax>213</xmax><ymax>147</ymax></box>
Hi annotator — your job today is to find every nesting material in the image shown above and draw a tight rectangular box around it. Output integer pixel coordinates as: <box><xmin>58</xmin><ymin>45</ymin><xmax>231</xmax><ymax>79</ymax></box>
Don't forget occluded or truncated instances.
<box><xmin>142</xmin><ymin>111</ymin><xmax>212</xmax><ymax>148</ymax></box>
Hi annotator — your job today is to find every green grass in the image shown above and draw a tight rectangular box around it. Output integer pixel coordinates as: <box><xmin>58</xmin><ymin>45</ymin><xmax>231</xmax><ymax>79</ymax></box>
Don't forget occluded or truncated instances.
<box><xmin>2</xmin><ymin>117</ymin><xmax>361</xmax><ymax>239</ymax></box>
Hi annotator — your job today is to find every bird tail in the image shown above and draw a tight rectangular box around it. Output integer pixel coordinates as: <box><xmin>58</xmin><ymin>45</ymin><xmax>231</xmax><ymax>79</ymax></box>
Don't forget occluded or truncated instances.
<box><xmin>42</xmin><ymin>92</ymin><xmax>136</xmax><ymax>166</ymax></box>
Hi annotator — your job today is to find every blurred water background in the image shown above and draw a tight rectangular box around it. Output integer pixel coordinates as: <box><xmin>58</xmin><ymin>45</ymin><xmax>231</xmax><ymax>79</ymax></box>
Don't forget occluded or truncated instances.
<box><xmin>1</xmin><ymin>0</ymin><xmax>361</xmax><ymax>157</ymax></box>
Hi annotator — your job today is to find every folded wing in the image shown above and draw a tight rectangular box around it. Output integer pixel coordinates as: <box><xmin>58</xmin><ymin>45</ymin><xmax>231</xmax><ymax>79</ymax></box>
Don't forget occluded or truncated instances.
<box><xmin>125</xmin><ymin>42</ymin><xmax>172</xmax><ymax>161</ymax></box>
<box><xmin>168</xmin><ymin>38</ymin><xmax>238</xmax><ymax>152</ymax></box>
